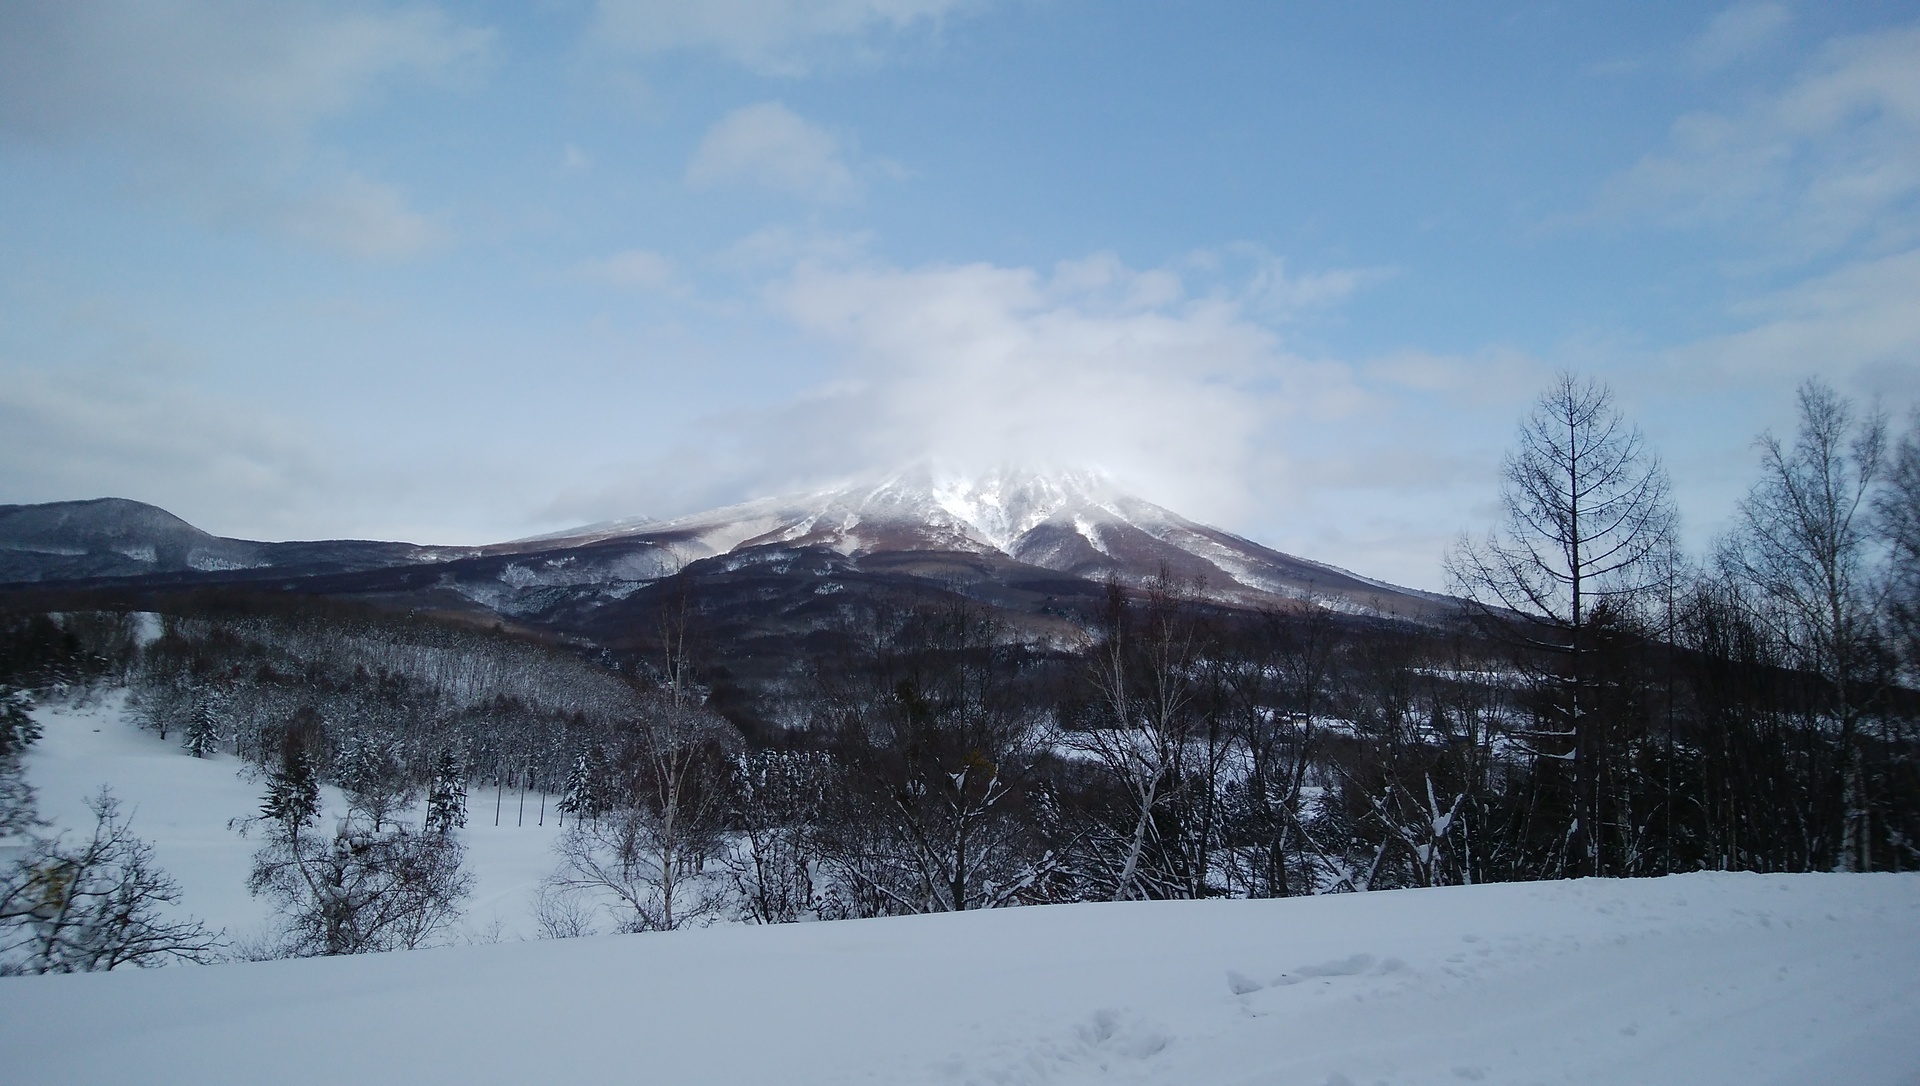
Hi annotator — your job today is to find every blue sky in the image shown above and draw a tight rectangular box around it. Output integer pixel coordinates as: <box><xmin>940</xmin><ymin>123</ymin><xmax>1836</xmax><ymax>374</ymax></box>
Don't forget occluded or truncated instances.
<box><xmin>3</xmin><ymin>0</ymin><xmax>1917</xmax><ymax>590</ymax></box>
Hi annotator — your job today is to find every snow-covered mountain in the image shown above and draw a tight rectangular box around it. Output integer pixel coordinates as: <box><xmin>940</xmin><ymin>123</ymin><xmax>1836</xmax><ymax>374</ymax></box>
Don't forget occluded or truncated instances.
<box><xmin>0</xmin><ymin>468</ymin><xmax>1450</xmax><ymax>623</ymax></box>
<box><xmin>523</xmin><ymin>464</ymin><xmax>1448</xmax><ymax>617</ymax></box>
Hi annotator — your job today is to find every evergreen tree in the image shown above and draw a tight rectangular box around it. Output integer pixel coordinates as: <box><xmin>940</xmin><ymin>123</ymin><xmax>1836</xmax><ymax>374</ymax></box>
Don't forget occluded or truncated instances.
<box><xmin>425</xmin><ymin>749</ymin><xmax>468</xmax><ymax>836</ymax></box>
<box><xmin>557</xmin><ymin>749</ymin><xmax>598</xmax><ymax>825</ymax></box>
<box><xmin>337</xmin><ymin>732</ymin><xmax>414</xmax><ymax>831</ymax></box>
<box><xmin>0</xmin><ymin>686</ymin><xmax>40</xmax><ymax>759</ymax></box>
<box><xmin>183</xmin><ymin>697</ymin><xmax>219</xmax><ymax>759</ymax></box>
<box><xmin>261</xmin><ymin>737</ymin><xmax>320</xmax><ymax>833</ymax></box>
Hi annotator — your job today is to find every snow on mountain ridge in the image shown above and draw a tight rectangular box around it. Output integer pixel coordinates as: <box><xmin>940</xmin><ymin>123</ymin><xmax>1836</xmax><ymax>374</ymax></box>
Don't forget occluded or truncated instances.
<box><xmin>624</xmin><ymin>464</ymin><xmax>1149</xmax><ymax>562</ymax></box>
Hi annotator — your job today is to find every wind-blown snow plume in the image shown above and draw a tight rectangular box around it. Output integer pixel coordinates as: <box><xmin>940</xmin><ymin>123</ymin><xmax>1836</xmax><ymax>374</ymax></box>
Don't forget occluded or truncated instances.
<box><xmin>751</xmin><ymin>250</ymin><xmax>1367</xmax><ymax>526</ymax></box>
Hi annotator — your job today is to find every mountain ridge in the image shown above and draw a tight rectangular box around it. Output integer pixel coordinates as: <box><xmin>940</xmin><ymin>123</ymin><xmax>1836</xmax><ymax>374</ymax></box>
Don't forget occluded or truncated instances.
<box><xmin>516</xmin><ymin>464</ymin><xmax>1451</xmax><ymax>617</ymax></box>
<box><xmin>0</xmin><ymin>468</ymin><xmax>1453</xmax><ymax>624</ymax></box>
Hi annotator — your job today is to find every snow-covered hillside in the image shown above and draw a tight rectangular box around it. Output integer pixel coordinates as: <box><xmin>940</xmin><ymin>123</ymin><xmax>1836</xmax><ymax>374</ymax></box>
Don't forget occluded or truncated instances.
<box><xmin>14</xmin><ymin>693</ymin><xmax>563</xmax><ymax>946</ymax></box>
<box><xmin>4</xmin><ymin>698</ymin><xmax>1918</xmax><ymax>1085</ymax></box>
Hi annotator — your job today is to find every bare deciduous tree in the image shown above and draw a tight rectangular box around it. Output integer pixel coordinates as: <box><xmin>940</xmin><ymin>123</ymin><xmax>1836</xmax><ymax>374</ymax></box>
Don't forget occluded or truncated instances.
<box><xmin>1875</xmin><ymin>411</ymin><xmax>1920</xmax><ymax>682</ymax></box>
<box><xmin>245</xmin><ymin>717</ymin><xmax>471</xmax><ymax>956</ymax></box>
<box><xmin>1069</xmin><ymin>573</ymin><xmax>1209</xmax><ymax>900</ymax></box>
<box><xmin>1446</xmin><ymin>373</ymin><xmax>1675</xmax><ymax>877</ymax></box>
<box><xmin>810</xmin><ymin>599</ymin><xmax>1049</xmax><ymax>914</ymax></box>
<box><xmin>544</xmin><ymin>581</ymin><xmax>743</xmax><ymax>933</ymax></box>
<box><xmin>1</xmin><ymin>788</ymin><xmax>222</xmax><ymax>973</ymax></box>
<box><xmin>1721</xmin><ymin>379</ymin><xmax>1890</xmax><ymax>871</ymax></box>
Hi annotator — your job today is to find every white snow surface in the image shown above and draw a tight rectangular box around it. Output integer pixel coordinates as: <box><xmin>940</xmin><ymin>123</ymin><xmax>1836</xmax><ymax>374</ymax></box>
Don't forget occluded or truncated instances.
<box><xmin>5</xmin><ymin>698</ymin><xmax>1920</xmax><ymax>1085</ymax></box>
<box><xmin>13</xmin><ymin>693</ymin><xmax>562</xmax><ymax>947</ymax></box>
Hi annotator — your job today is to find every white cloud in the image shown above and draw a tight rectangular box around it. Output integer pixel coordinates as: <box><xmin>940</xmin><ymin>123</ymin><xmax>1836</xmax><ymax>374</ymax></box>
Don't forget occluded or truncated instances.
<box><xmin>1666</xmin><ymin>247</ymin><xmax>1920</xmax><ymax>394</ymax></box>
<box><xmin>0</xmin><ymin>1</ymin><xmax>486</xmax><ymax>149</ymax></box>
<box><xmin>715</xmin><ymin>223</ymin><xmax>877</xmax><ymax>273</ymax></box>
<box><xmin>731</xmin><ymin>252</ymin><xmax>1385</xmax><ymax>526</ymax></box>
<box><xmin>537</xmin><ymin>246</ymin><xmax>1529</xmax><ymax>587</ymax></box>
<box><xmin>0</xmin><ymin>357</ymin><xmax>576</xmax><ymax>546</ymax></box>
<box><xmin>261</xmin><ymin>173</ymin><xmax>447</xmax><ymax>259</ymax></box>
<box><xmin>1692</xmin><ymin>2</ymin><xmax>1792</xmax><ymax>71</ymax></box>
<box><xmin>0</xmin><ymin>363</ymin><xmax>330</xmax><ymax>538</ymax></box>
<box><xmin>0</xmin><ymin>1</ymin><xmax>487</xmax><ymax>257</ymax></box>
<box><xmin>687</xmin><ymin>102</ymin><xmax>860</xmax><ymax>202</ymax></box>
<box><xmin>1182</xmin><ymin>244</ymin><xmax>1392</xmax><ymax>321</ymax></box>
<box><xmin>1601</xmin><ymin>22</ymin><xmax>1920</xmax><ymax>256</ymax></box>
<box><xmin>594</xmin><ymin>0</ymin><xmax>978</xmax><ymax>76</ymax></box>
<box><xmin>580</xmin><ymin>249</ymin><xmax>679</xmax><ymax>291</ymax></box>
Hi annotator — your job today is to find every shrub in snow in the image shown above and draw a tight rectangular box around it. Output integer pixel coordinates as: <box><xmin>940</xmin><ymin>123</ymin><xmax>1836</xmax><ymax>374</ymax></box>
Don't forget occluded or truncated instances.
<box><xmin>0</xmin><ymin>788</ymin><xmax>222</xmax><ymax>974</ymax></box>
<box><xmin>244</xmin><ymin>714</ymin><xmax>472</xmax><ymax>957</ymax></box>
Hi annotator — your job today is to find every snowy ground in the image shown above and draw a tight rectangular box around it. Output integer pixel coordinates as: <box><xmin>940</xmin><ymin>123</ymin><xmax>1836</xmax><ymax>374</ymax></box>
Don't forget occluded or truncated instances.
<box><xmin>4</xmin><ymin>697</ymin><xmax>1920</xmax><ymax>1085</ymax></box>
<box><xmin>14</xmin><ymin>692</ymin><xmax>565</xmax><ymax>945</ymax></box>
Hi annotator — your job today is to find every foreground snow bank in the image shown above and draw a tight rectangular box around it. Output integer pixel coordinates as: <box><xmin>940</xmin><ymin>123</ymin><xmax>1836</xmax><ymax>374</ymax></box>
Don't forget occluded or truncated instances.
<box><xmin>3</xmin><ymin>871</ymin><xmax>1916</xmax><ymax>1085</ymax></box>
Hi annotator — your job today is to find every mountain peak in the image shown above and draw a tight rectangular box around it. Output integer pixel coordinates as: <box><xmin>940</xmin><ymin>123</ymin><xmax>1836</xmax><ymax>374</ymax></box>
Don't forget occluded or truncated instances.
<box><xmin>854</xmin><ymin>462</ymin><xmax>1122</xmax><ymax>553</ymax></box>
<box><xmin>496</xmin><ymin>461</ymin><xmax>1447</xmax><ymax>619</ymax></box>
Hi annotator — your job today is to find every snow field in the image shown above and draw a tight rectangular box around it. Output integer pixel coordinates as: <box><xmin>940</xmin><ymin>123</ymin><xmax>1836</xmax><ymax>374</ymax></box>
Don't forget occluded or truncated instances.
<box><xmin>16</xmin><ymin>693</ymin><xmax>564</xmax><ymax>945</ymax></box>
<box><xmin>4</xmin><ymin>697</ymin><xmax>1919</xmax><ymax>1085</ymax></box>
<box><xmin>2</xmin><ymin>870</ymin><xmax>1917</xmax><ymax>1085</ymax></box>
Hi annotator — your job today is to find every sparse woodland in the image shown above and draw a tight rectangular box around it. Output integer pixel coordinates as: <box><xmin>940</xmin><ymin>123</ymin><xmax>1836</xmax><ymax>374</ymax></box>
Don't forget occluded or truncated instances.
<box><xmin>2</xmin><ymin>375</ymin><xmax>1917</xmax><ymax>966</ymax></box>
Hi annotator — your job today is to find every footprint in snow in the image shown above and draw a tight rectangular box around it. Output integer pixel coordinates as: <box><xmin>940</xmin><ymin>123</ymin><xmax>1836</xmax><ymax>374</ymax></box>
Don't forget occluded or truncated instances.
<box><xmin>1271</xmin><ymin>953</ymin><xmax>1397</xmax><ymax>986</ymax></box>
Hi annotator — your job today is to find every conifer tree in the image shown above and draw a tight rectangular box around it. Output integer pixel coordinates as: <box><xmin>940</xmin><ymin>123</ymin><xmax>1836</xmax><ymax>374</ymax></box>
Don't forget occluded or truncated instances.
<box><xmin>0</xmin><ymin>686</ymin><xmax>39</xmax><ymax>759</ymax></box>
<box><xmin>261</xmin><ymin>733</ymin><xmax>320</xmax><ymax>834</ymax></box>
<box><xmin>425</xmin><ymin>749</ymin><xmax>468</xmax><ymax>836</ymax></box>
<box><xmin>183</xmin><ymin>698</ymin><xmax>219</xmax><ymax>759</ymax></box>
<box><xmin>557</xmin><ymin>749</ymin><xmax>597</xmax><ymax>826</ymax></box>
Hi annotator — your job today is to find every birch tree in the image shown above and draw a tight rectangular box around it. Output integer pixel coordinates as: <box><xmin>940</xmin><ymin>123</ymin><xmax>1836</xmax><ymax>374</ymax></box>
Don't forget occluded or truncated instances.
<box><xmin>1721</xmin><ymin>379</ymin><xmax>1890</xmax><ymax>871</ymax></box>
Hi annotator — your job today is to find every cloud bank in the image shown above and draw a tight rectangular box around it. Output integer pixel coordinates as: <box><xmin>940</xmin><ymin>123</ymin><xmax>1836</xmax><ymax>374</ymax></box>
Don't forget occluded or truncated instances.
<box><xmin>0</xmin><ymin>0</ymin><xmax>486</xmax><ymax>257</ymax></box>
<box><xmin>1606</xmin><ymin>22</ymin><xmax>1920</xmax><ymax>257</ymax></box>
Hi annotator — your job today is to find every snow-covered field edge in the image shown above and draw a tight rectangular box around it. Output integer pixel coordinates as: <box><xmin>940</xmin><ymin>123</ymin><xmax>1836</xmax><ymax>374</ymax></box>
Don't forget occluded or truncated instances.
<box><xmin>3</xmin><ymin>694</ymin><xmax>1918</xmax><ymax>1086</ymax></box>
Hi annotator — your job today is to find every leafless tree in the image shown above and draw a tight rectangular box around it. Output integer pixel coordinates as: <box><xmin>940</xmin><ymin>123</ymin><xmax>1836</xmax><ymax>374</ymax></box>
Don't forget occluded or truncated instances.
<box><xmin>245</xmin><ymin>715</ymin><xmax>471</xmax><ymax>957</ymax></box>
<box><xmin>809</xmin><ymin>599</ymin><xmax>1050</xmax><ymax>914</ymax></box>
<box><xmin>246</xmin><ymin>815</ymin><xmax>471</xmax><ymax>956</ymax></box>
<box><xmin>1446</xmin><ymin>373</ymin><xmax>1675</xmax><ymax>877</ymax></box>
<box><xmin>545</xmin><ymin>691</ymin><xmax>740</xmax><ymax>931</ymax></box>
<box><xmin>1</xmin><ymin>788</ymin><xmax>223</xmax><ymax>973</ymax></box>
<box><xmin>1876</xmin><ymin>410</ymin><xmax>1920</xmax><ymax>683</ymax></box>
<box><xmin>1209</xmin><ymin>603</ymin><xmax>1361</xmax><ymax>897</ymax></box>
<box><xmin>545</xmin><ymin>581</ymin><xmax>742</xmax><ymax>932</ymax></box>
<box><xmin>1721</xmin><ymin>379</ymin><xmax>1890</xmax><ymax>871</ymax></box>
<box><xmin>1069</xmin><ymin>572</ymin><xmax>1209</xmax><ymax>900</ymax></box>
<box><xmin>722</xmin><ymin>749</ymin><xmax>826</xmax><ymax>924</ymax></box>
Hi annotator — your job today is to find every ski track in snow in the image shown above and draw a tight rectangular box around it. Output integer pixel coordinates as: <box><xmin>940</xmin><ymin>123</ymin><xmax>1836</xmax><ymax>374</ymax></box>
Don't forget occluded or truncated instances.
<box><xmin>4</xmin><ymin>699</ymin><xmax>1919</xmax><ymax>1085</ymax></box>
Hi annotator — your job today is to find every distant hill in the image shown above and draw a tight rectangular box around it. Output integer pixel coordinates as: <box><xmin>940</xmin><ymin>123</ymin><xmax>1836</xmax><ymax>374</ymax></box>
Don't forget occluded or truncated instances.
<box><xmin>0</xmin><ymin>498</ymin><xmax>475</xmax><ymax>585</ymax></box>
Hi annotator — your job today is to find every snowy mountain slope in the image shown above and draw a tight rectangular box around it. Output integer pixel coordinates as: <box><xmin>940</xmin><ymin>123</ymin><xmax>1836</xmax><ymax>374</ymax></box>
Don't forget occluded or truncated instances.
<box><xmin>527</xmin><ymin>464</ymin><xmax>1453</xmax><ymax>618</ymax></box>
